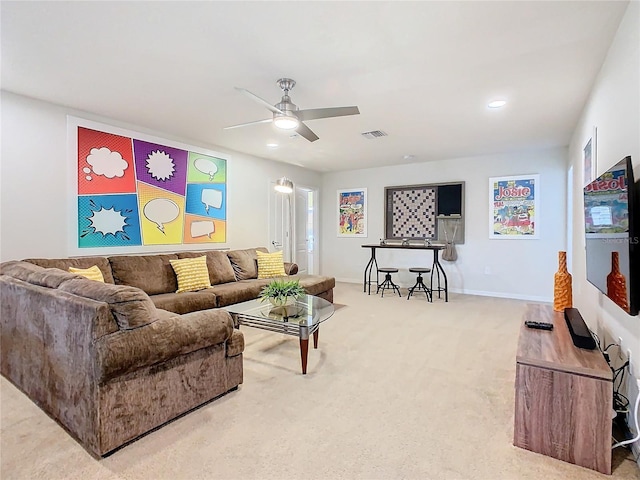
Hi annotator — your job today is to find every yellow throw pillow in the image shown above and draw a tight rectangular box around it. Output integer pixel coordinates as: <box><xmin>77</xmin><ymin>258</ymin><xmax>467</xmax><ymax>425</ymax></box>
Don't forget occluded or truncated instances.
<box><xmin>256</xmin><ymin>251</ymin><xmax>286</xmax><ymax>279</ymax></box>
<box><xmin>169</xmin><ymin>256</ymin><xmax>212</xmax><ymax>293</ymax></box>
<box><xmin>68</xmin><ymin>265</ymin><xmax>105</xmax><ymax>283</ymax></box>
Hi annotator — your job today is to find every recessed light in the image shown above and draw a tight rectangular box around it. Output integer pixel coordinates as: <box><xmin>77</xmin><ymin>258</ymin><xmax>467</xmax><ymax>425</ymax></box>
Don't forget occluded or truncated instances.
<box><xmin>266</xmin><ymin>143</ymin><xmax>278</xmax><ymax>148</ymax></box>
<box><xmin>488</xmin><ymin>99</ymin><xmax>507</xmax><ymax>109</ymax></box>
<box><xmin>403</xmin><ymin>155</ymin><xmax>415</xmax><ymax>160</ymax></box>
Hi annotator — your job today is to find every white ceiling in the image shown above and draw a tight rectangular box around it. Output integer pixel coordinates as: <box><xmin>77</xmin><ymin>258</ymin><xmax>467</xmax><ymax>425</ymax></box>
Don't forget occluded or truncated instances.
<box><xmin>1</xmin><ymin>1</ymin><xmax>629</xmax><ymax>172</ymax></box>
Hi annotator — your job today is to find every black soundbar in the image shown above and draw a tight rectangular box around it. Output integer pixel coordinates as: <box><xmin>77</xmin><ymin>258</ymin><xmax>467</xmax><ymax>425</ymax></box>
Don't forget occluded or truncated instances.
<box><xmin>564</xmin><ymin>308</ymin><xmax>597</xmax><ymax>350</ymax></box>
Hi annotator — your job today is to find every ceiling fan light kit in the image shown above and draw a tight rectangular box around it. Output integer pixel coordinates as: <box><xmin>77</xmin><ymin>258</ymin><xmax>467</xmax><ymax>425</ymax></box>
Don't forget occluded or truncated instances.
<box><xmin>273</xmin><ymin>113</ymin><xmax>299</xmax><ymax>130</ymax></box>
<box><xmin>225</xmin><ymin>77</ymin><xmax>360</xmax><ymax>142</ymax></box>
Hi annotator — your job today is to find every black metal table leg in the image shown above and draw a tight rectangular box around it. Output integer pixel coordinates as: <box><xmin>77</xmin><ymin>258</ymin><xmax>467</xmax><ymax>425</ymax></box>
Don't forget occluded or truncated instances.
<box><xmin>430</xmin><ymin>249</ymin><xmax>448</xmax><ymax>302</ymax></box>
<box><xmin>363</xmin><ymin>247</ymin><xmax>379</xmax><ymax>295</ymax></box>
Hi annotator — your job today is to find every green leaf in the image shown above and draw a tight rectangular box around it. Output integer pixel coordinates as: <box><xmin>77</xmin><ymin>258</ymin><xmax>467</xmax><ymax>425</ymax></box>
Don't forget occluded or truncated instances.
<box><xmin>259</xmin><ymin>279</ymin><xmax>306</xmax><ymax>302</ymax></box>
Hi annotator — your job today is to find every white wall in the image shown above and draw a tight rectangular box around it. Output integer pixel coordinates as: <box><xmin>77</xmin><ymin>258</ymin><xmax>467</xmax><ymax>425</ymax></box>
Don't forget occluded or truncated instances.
<box><xmin>321</xmin><ymin>148</ymin><xmax>567</xmax><ymax>301</ymax></box>
<box><xmin>0</xmin><ymin>91</ymin><xmax>322</xmax><ymax>261</ymax></box>
<box><xmin>568</xmin><ymin>1</ymin><xmax>640</xmax><ymax>457</ymax></box>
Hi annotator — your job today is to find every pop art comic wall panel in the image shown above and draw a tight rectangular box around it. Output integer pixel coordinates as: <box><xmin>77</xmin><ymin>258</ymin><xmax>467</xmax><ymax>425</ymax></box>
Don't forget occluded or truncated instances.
<box><xmin>70</xmin><ymin>118</ymin><xmax>229</xmax><ymax>255</ymax></box>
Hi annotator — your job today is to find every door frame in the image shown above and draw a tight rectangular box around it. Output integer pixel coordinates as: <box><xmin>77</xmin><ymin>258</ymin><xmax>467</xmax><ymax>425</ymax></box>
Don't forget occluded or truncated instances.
<box><xmin>293</xmin><ymin>184</ymin><xmax>319</xmax><ymax>275</ymax></box>
<box><xmin>268</xmin><ymin>179</ymin><xmax>319</xmax><ymax>274</ymax></box>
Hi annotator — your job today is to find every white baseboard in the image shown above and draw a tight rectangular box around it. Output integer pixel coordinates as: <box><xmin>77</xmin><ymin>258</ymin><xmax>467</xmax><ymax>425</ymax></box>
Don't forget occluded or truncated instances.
<box><xmin>335</xmin><ymin>278</ymin><xmax>551</xmax><ymax>303</ymax></box>
<box><xmin>453</xmin><ymin>288</ymin><xmax>551</xmax><ymax>303</ymax></box>
<box><xmin>335</xmin><ymin>277</ymin><xmax>363</xmax><ymax>285</ymax></box>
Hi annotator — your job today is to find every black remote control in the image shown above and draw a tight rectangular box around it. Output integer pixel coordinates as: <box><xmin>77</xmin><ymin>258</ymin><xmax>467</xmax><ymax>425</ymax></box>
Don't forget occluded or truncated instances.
<box><xmin>525</xmin><ymin>320</ymin><xmax>554</xmax><ymax>330</ymax></box>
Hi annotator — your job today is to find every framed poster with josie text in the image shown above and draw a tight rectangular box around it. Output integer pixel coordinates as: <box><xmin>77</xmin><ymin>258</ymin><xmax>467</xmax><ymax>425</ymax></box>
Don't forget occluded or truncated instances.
<box><xmin>337</xmin><ymin>188</ymin><xmax>367</xmax><ymax>237</ymax></box>
<box><xmin>489</xmin><ymin>174</ymin><xmax>539</xmax><ymax>239</ymax></box>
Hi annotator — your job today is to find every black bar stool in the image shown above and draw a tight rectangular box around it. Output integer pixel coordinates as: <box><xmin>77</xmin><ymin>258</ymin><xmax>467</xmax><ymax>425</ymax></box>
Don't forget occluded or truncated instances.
<box><xmin>407</xmin><ymin>267</ymin><xmax>432</xmax><ymax>301</ymax></box>
<box><xmin>376</xmin><ymin>267</ymin><xmax>401</xmax><ymax>297</ymax></box>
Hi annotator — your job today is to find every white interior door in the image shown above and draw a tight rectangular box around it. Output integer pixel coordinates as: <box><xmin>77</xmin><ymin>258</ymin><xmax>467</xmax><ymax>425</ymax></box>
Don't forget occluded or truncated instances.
<box><xmin>295</xmin><ymin>186</ymin><xmax>318</xmax><ymax>275</ymax></box>
<box><xmin>269</xmin><ymin>181</ymin><xmax>317</xmax><ymax>273</ymax></box>
<box><xmin>294</xmin><ymin>187</ymin><xmax>309</xmax><ymax>275</ymax></box>
<box><xmin>268</xmin><ymin>181</ymin><xmax>291</xmax><ymax>261</ymax></box>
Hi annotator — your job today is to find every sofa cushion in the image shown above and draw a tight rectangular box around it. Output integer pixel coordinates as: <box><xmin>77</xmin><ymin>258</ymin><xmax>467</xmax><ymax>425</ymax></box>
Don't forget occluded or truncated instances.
<box><xmin>169</xmin><ymin>256</ymin><xmax>212</xmax><ymax>293</ymax></box>
<box><xmin>150</xmin><ymin>290</ymin><xmax>217</xmax><ymax>315</ymax></box>
<box><xmin>227</xmin><ymin>247</ymin><xmax>268</xmax><ymax>281</ymax></box>
<box><xmin>24</xmin><ymin>257</ymin><xmax>115</xmax><ymax>284</ymax></box>
<box><xmin>209</xmin><ymin>281</ymin><xmax>264</xmax><ymax>307</ymax></box>
<box><xmin>69</xmin><ymin>265</ymin><xmax>105</xmax><ymax>282</ymax></box>
<box><xmin>286</xmin><ymin>274</ymin><xmax>336</xmax><ymax>297</ymax></box>
<box><xmin>95</xmin><ymin>308</ymin><xmax>236</xmax><ymax>382</ymax></box>
<box><xmin>177</xmin><ymin>250</ymin><xmax>236</xmax><ymax>285</ymax></box>
<box><xmin>238</xmin><ymin>275</ymin><xmax>335</xmax><ymax>298</ymax></box>
<box><xmin>58</xmin><ymin>278</ymin><xmax>158</xmax><ymax>330</ymax></box>
<box><xmin>256</xmin><ymin>250</ymin><xmax>286</xmax><ymax>279</ymax></box>
<box><xmin>109</xmin><ymin>254</ymin><xmax>178</xmax><ymax>295</ymax></box>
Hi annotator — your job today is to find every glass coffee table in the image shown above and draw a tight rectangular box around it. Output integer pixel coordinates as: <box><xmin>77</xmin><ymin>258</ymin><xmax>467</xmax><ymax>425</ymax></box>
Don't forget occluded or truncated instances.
<box><xmin>222</xmin><ymin>295</ymin><xmax>334</xmax><ymax>374</ymax></box>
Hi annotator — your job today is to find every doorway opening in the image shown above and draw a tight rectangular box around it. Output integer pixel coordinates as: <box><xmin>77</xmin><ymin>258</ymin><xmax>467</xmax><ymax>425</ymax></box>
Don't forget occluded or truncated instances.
<box><xmin>269</xmin><ymin>182</ymin><xmax>318</xmax><ymax>275</ymax></box>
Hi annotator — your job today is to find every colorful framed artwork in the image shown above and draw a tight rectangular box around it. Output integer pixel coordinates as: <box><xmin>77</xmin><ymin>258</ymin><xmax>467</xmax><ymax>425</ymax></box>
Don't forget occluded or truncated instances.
<box><xmin>489</xmin><ymin>174</ymin><xmax>540</xmax><ymax>239</ymax></box>
<box><xmin>68</xmin><ymin>116</ymin><xmax>229</xmax><ymax>255</ymax></box>
<box><xmin>337</xmin><ymin>188</ymin><xmax>367</xmax><ymax>237</ymax></box>
<box><xmin>583</xmin><ymin>126</ymin><xmax>597</xmax><ymax>187</ymax></box>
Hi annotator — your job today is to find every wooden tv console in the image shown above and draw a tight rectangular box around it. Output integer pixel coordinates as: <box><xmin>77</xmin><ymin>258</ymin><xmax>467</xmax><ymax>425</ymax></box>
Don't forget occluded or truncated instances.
<box><xmin>514</xmin><ymin>304</ymin><xmax>613</xmax><ymax>474</ymax></box>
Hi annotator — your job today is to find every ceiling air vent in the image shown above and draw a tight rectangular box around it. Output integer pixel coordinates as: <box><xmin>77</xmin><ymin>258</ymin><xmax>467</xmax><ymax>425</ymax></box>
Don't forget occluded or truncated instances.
<box><xmin>361</xmin><ymin>130</ymin><xmax>388</xmax><ymax>139</ymax></box>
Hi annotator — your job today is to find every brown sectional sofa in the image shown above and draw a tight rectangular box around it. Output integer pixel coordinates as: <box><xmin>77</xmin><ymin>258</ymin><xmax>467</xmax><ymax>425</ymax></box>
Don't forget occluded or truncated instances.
<box><xmin>0</xmin><ymin>247</ymin><xmax>334</xmax><ymax>458</ymax></box>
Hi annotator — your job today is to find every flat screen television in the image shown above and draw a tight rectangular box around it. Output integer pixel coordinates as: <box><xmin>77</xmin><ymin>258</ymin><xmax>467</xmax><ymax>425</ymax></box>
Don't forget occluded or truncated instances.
<box><xmin>584</xmin><ymin>156</ymin><xmax>639</xmax><ymax>316</ymax></box>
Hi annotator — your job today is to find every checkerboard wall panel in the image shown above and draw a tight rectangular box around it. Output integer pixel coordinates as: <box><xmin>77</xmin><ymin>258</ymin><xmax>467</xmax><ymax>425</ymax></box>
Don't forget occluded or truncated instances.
<box><xmin>390</xmin><ymin>188</ymin><xmax>436</xmax><ymax>238</ymax></box>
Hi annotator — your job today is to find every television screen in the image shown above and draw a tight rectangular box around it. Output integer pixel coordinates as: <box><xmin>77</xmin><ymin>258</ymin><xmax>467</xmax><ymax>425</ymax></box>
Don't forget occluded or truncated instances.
<box><xmin>584</xmin><ymin>156</ymin><xmax>638</xmax><ymax>315</ymax></box>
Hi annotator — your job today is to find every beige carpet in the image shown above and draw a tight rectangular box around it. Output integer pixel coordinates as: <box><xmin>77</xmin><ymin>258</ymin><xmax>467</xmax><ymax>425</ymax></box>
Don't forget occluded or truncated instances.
<box><xmin>1</xmin><ymin>282</ymin><xmax>638</xmax><ymax>480</ymax></box>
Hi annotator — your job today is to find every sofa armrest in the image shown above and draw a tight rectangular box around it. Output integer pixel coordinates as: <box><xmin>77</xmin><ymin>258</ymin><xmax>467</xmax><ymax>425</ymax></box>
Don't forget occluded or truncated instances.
<box><xmin>96</xmin><ymin>308</ymin><xmax>234</xmax><ymax>382</ymax></box>
<box><xmin>0</xmin><ymin>274</ymin><xmax>111</xmax><ymax>453</ymax></box>
<box><xmin>226</xmin><ymin>329</ymin><xmax>244</xmax><ymax>357</ymax></box>
<box><xmin>284</xmin><ymin>262</ymin><xmax>298</xmax><ymax>275</ymax></box>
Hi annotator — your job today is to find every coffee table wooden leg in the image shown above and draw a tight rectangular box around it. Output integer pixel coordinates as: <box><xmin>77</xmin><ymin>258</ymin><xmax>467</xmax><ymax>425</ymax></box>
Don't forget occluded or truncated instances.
<box><xmin>313</xmin><ymin>328</ymin><xmax>319</xmax><ymax>349</ymax></box>
<box><xmin>299</xmin><ymin>338</ymin><xmax>309</xmax><ymax>374</ymax></box>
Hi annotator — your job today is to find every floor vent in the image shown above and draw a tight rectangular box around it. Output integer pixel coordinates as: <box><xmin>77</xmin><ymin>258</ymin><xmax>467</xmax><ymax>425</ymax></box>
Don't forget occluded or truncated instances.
<box><xmin>361</xmin><ymin>130</ymin><xmax>388</xmax><ymax>139</ymax></box>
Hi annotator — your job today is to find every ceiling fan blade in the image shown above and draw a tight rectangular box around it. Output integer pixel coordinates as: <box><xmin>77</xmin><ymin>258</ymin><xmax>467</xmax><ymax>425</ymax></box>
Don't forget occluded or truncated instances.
<box><xmin>235</xmin><ymin>87</ymin><xmax>283</xmax><ymax>114</ymax></box>
<box><xmin>223</xmin><ymin>118</ymin><xmax>273</xmax><ymax>130</ymax></box>
<box><xmin>295</xmin><ymin>122</ymin><xmax>319</xmax><ymax>142</ymax></box>
<box><xmin>297</xmin><ymin>106</ymin><xmax>360</xmax><ymax>122</ymax></box>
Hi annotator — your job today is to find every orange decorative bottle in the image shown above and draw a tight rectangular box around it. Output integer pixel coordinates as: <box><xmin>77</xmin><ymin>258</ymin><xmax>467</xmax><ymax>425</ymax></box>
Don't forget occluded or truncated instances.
<box><xmin>553</xmin><ymin>251</ymin><xmax>573</xmax><ymax>311</ymax></box>
<box><xmin>607</xmin><ymin>251</ymin><xmax>629</xmax><ymax>312</ymax></box>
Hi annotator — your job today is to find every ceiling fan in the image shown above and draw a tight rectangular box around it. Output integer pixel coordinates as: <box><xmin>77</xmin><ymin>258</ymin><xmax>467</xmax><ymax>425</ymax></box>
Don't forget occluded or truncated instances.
<box><xmin>223</xmin><ymin>78</ymin><xmax>360</xmax><ymax>142</ymax></box>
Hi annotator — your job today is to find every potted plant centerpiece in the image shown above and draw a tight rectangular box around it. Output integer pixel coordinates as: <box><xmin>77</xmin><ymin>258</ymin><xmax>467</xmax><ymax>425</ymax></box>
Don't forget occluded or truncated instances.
<box><xmin>259</xmin><ymin>278</ymin><xmax>306</xmax><ymax>307</ymax></box>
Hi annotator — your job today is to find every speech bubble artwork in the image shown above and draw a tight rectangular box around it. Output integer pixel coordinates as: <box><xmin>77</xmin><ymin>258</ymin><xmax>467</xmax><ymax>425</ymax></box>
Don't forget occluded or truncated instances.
<box><xmin>201</xmin><ymin>189</ymin><xmax>223</xmax><ymax>213</ymax></box>
<box><xmin>143</xmin><ymin>198</ymin><xmax>180</xmax><ymax>233</ymax></box>
<box><xmin>191</xmin><ymin>220</ymin><xmax>215</xmax><ymax>239</ymax></box>
<box><xmin>146</xmin><ymin>150</ymin><xmax>176</xmax><ymax>181</ymax></box>
<box><xmin>88</xmin><ymin>206</ymin><xmax>127</xmax><ymax>237</ymax></box>
<box><xmin>86</xmin><ymin>147</ymin><xmax>128</xmax><ymax>180</ymax></box>
<box><xmin>194</xmin><ymin>158</ymin><xmax>218</xmax><ymax>181</ymax></box>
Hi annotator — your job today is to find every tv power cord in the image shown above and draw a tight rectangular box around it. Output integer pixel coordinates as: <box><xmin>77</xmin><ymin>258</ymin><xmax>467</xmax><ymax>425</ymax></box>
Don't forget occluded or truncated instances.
<box><xmin>591</xmin><ymin>333</ymin><xmax>638</xmax><ymax>449</ymax></box>
<box><xmin>611</xmin><ymin>377</ymin><xmax>640</xmax><ymax>450</ymax></box>
<box><xmin>594</xmin><ymin>333</ymin><xmax>631</xmax><ymax>413</ymax></box>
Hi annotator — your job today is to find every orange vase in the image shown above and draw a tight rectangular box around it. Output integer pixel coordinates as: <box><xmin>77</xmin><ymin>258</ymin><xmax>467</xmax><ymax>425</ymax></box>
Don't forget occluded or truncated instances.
<box><xmin>607</xmin><ymin>252</ymin><xmax>629</xmax><ymax>312</ymax></box>
<box><xmin>553</xmin><ymin>251</ymin><xmax>573</xmax><ymax>311</ymax></box>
